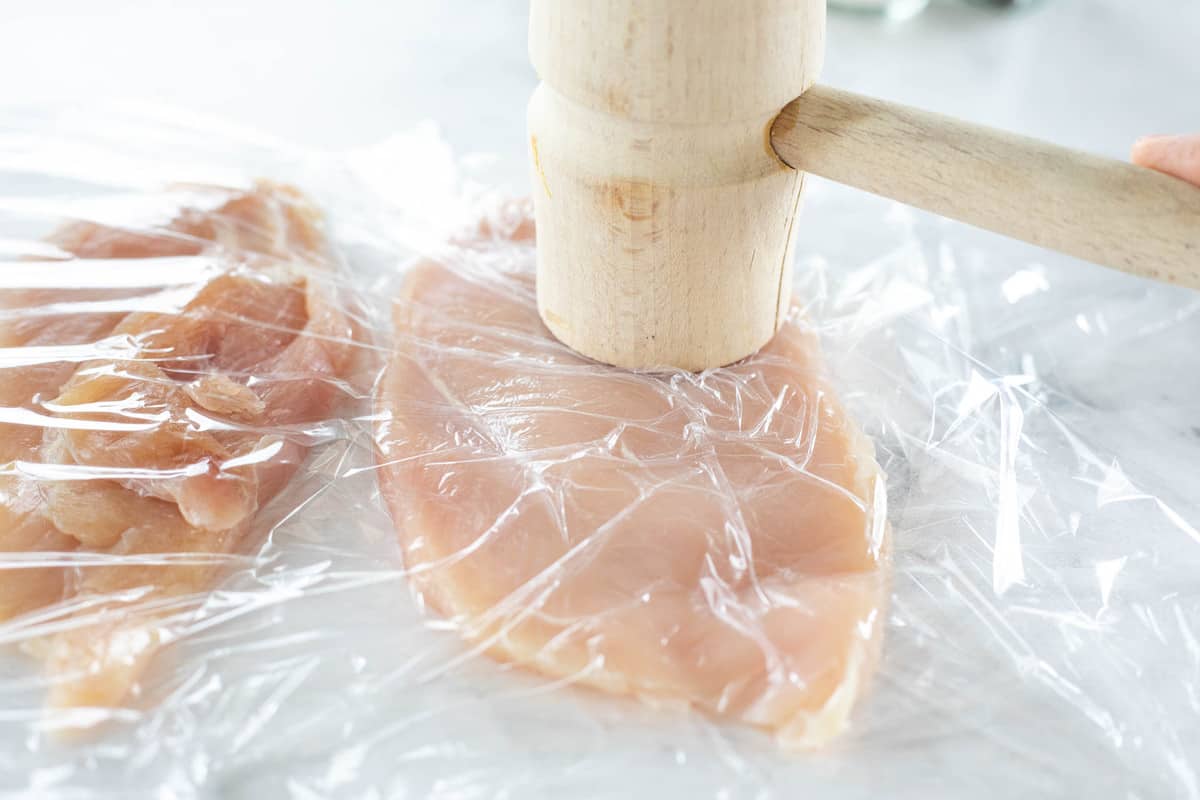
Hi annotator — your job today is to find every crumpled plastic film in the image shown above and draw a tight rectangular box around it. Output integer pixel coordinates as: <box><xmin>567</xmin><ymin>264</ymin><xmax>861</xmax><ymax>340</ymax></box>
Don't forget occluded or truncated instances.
<box><xmin>1</xmin><ymin>106</ymin><xmax>1198</xmax><ymax>799</ymax></box>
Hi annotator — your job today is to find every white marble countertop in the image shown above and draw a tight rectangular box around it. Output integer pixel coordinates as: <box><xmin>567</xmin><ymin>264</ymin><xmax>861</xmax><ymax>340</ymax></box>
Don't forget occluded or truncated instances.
<box><xmin>6</xmin><ymin>0</ymin><xmax>1199</xmax><ymax>181</ymax></box>
<box><xmin>2</xmin><ymin>2</ymin><xmax>1199</xmax><ymax>798</ymax></box>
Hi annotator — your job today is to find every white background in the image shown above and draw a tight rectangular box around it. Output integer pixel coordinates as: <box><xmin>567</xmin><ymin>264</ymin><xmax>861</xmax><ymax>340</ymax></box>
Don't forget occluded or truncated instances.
<box><xmin>4</xmin><ymin>0</ymin><xmax>1199</xmax><ymax>190</ymax></box>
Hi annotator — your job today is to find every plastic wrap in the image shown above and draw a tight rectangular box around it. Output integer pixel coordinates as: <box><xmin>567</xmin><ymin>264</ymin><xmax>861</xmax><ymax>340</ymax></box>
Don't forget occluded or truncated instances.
<box><xmin>1</xmin><ymin>106</ymin><xmax>1198</xmax><ymax>798</ymax></box>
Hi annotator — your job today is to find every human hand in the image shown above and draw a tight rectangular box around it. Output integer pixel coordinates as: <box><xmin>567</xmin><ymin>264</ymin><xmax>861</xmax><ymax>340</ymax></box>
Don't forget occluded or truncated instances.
<box><xmin>1132</xmin><ymin>135</ymin><xmax>1200</xmax><ymax>186</ymax></box>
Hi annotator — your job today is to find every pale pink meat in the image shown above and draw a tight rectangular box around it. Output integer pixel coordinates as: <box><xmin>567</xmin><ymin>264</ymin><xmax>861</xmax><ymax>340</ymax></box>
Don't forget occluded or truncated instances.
<box><xmin>0</xmin><ymin>224</ymin><xmax>193</xmax><ymax>619</ymax></box>
<box><xmin>0</xmin><ymin>182</ymin><xmax>358</xmax><ymax>714</ymax></box>
<box><xmin>376</xmin><ymin>209</ymin><xmax>889</xmax><ymax>748</ymax></box>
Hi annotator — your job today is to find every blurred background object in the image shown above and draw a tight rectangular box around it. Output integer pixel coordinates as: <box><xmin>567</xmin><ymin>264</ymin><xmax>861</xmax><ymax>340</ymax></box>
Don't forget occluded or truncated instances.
<box><xmin>829</xmin><ymin>0</ymin><xmax>931</xmax><ymax>21</ymax></box>
<box><xmin>964</xmin><ymin>0</ymin><xmax>1044</xmax><ymax>6</ymax></box>
<box><xmin>829</xmin><ymin>0</ymin><xmax>1044</xmax><ymax>19</ymax></box>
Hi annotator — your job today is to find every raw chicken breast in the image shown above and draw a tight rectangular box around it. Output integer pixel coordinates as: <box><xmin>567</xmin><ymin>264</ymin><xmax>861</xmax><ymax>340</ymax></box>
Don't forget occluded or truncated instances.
<box><xmin>376</xmin><ymin>207</ymin><xmax>889</xmax><ymax>748</ymax></box>
<box><xmin>0</xmin><ymin>182</ymin><xmax>359</xmax><ymax>715</ymax></box>
<box><xmin>0</xmin><ymin>219</ymin><xmax>200</xmax><ymax>619</ymax></box>
<box><xmin>0</xmin><ymin>307</ymin><xmax>102</xmax><ymax>620</ymax></box>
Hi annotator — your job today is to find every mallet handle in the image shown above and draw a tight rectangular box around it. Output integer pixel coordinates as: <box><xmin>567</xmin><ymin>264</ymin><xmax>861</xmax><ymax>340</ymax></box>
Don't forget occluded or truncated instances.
<box><xmin>773</xmin><ymin>86</ymin><xmax>1200</xmax><ymax>288</ymax></box>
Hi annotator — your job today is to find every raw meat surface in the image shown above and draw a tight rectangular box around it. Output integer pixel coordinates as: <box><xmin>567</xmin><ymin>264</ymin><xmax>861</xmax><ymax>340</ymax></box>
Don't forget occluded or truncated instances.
<box><xmin>376</xmin><ymin>207</ymin><xmax>889</xmax><ymax>748</ymax></box>
<box><xmin>0</xmin><ymin>182</ymin><xmax>359</xmax><ymax>716</ymax></box>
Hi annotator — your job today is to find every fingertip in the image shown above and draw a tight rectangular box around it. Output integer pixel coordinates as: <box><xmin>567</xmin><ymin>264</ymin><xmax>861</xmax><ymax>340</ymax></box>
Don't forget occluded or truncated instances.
<box><xmin>1131</xmin><ymin>135</ymin><xmax>1168</xmax><ymax>166</ymax></box>
<box><xmin>1130</xmin><ymin>134</ymin><xmax>1200</xmax><ymax>185</ymax></box>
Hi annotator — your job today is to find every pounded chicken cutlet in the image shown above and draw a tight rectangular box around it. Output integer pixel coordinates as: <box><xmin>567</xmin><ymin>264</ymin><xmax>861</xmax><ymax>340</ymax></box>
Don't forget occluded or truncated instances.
<box><xmin>0</xmin><ymin>182</ymin><xmax>358</xmax><ymax>714</ymax></box>
<box><xmin>376</xmin><ymin>208</ymin><xmax>889</xmax><ymax>749</ymax></box>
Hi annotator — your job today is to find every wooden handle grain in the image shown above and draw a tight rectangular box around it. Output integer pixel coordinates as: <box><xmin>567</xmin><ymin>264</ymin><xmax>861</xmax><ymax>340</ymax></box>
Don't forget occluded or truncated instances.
<box><xmin>772</xmin><ymin>85</ymin><xmax>1200</xmax><ymax>288</ymax></box>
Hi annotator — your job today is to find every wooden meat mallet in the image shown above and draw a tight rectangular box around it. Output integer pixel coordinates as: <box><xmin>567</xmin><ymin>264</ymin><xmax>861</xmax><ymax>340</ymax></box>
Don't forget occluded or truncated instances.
<box><xmin>528</xmin><ymin>0</ymin><xmax>1200</xmax><ymax>371</ymax></box>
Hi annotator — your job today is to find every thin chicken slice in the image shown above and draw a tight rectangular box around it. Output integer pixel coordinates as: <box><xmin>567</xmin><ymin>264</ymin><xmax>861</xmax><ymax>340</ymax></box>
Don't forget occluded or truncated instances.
<box><xmin>376</xmin><ymin>209</ymin><xmax>889</xmax><ymax>749</ymax></box>
<box><xmin>0</xmin><ymin>182</ymin><xmax>359</xmax><ymax>715</ymax></box>
<box><xmin>0</xmin><ymin>221</ymin><xmax>203</xmax><ymax>618</ymax></box>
